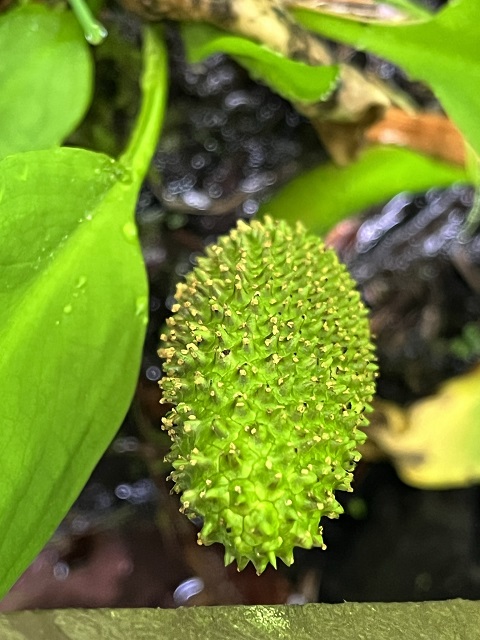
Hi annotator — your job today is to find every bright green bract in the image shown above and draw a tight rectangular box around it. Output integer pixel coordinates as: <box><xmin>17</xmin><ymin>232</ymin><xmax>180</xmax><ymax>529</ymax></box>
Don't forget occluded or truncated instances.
<box><xmin>262</xmin><ymin>146</ymin><xmax>470</xmax><ymax>233</ymax></box>
<box><xmin>0</xmin><ymin>27</ymin><xmax>167</xmax><ymax>599</ymax></box>
<box><xmin>0</xmin><ymin>4</ymin><xmax>93</xmax><ymax>159</ymax></box>
<box><xmin>293</xmin><ymin>0</ymin><xmax>480</xmax><ymax>158</ymax></box>
<box><xmin>181</xmin><ymin>23</ymin><xmax>339</xmax><ymax>104</ymax></box>
<box><xmin>159</xmin><ymin>217</ymin><xmax>376</xmax><ymax>573</ymax></box>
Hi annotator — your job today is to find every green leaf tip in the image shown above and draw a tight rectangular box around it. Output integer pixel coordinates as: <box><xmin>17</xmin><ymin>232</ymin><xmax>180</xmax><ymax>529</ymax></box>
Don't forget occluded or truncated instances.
<box><xmin>159</xmin><ymin>216</ymin><xmax>377</xmax><ymax>574</ymax></box>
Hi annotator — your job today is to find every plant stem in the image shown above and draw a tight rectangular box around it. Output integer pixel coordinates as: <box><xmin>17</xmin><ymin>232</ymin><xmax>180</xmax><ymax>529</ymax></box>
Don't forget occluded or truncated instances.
<box><xmin>67</xmin><ymin>0</ymin><xmax>108</xmax><ymax>45</ymax></box>
<box><xmin>120</xmin><ymin>25</ymin><xmax>168</xmax><ymax>185</ymax></box>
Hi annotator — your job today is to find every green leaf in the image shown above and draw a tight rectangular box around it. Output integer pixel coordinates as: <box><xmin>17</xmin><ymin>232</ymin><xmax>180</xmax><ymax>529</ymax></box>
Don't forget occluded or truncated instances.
<box><xmin>121</xmin><ymin>26</ymin><xmax>169</xmax><ymax>180</ymax></box>
<box><xmin>181</xmin><ymin>22</ymin><xmax>339</xmax><ymax>104</ymax></box>
<box><xmin>0</xmin><ymin>149</ymin><xmax>146</xmax><ymax>597</ymax></box>
<box><xmin>261</xmin><ymin>146</ymin><xmax>470</xmax><ymax>233</ymax></box>
<box><xmin>293</xmin><ymin>0</ymin><xmax>480</xmax><ymax>156</ymax></box>
<box><xmin>0</xmin><ymin>4</ymin><xmax>93</xmax><ymax>159</ymax></box>
<box><xmin>0</xmin><ymin>27</ymin><xmax>168</xmax><ymax>599</ymax></box>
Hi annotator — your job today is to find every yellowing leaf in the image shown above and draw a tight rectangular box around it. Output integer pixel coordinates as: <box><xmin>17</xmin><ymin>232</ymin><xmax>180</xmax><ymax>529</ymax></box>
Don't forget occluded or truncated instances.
<box><xmin>371</xmin><ymin>366</ymin><xmax>480</xmax><ymax>488</ymax></box>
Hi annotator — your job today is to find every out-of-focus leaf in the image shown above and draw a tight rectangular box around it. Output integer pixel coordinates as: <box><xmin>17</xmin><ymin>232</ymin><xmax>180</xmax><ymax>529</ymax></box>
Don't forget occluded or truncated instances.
<box><xmin>463</xmin><ymin>153</ymin><xmax>480</xmax><ymax>233</ymax></box>
<box><xmin>371</xmin><ymin>365</ymin><xmax>480</xmax><ymax>488</ymax></box>
<box><xmin>384</xmin><ymin>0</ymin><xmax>432</xmax><ymax>19</ymax></box>
<box><xmin>0</xmin><ymin>27</ymin><xmax>167</xmax><ymax>599</ymax></box>
<box><xmin>374</xmin><ymin>0</ymin><xmax>432</xmax><ymax>20</ymax></box>
<box><xmin>0</xmin><ymin>4</ymin><xmax>92</xmax><ymax>159</ymax></box>
<box><xmin>449</xmin><ymin>323</ymin><xmax>480</xmax><ymax>360</ymax></box>
<box><xmin>1</xmin><ymin>601</ymin><xmax>480</xmax><ymax>639</ymax></box>
<box><xmin>290</xmin><ymin>0</ymin><xmax>431</xmax><ymax>21</ymax></box>
<box><xmin>261</xmin><ymin>145</ymin><xmax>470</xmax><ymax>233</ymax></box>
<box><xmin>181</xmin><ymin>22</ymin><xmax>339</xmax><ymax>104</ymax></box>
<box><xmin>293</xmin><ymin>0</ymin><xmax>480</xmax><ymax>157</ymax></box>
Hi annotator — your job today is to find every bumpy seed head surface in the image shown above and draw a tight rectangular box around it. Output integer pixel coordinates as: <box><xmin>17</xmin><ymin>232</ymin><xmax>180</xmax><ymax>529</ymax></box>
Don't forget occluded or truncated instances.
<box><xmin>159</xmin><ymin>216</ymin><xmax>377</xmax><ymax>573</ymax></box>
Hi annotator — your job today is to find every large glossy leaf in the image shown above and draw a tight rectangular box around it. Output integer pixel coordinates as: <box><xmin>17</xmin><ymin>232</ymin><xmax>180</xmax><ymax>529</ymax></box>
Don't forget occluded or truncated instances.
<box><xmin>0</xmin><ymin>4</ymin><xmax>93</xmax><ymax>159</ymax></box>
<box><xmin>0</xmin><ymin>27</ymin><xmax>167</xmax><ymax>598</ymax></box>
<box><xmin>181</xmin><ymin>22</ymin><xmax>339</xmax><ymax>104</ymax></box>
<box><xmin>261</xmin><ymin>145</ymin><xmax>470</xmax><ymax>233</ymax></box>
<box><xmin>0</xmin><ymin>149</ymin><xmax>147</xmax><ymax>597</ymax></box>
<box><xmin>292</xmin><ymin>0</ymin><xmax>480</xmax><ymax>156</ymax></box>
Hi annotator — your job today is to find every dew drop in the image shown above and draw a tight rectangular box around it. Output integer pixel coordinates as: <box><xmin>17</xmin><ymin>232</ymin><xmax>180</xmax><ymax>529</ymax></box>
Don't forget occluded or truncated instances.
<box><xmin>84</xmin><ymin>23</ymin><xmax>108</xmax><ymax>45</ymax></box>
<box><xmin>135</xmin><ymin>296</ymin><xmax>148</xmax><ymax>317</ymax></box>
<box><xmin>63</xmin><ymin>304</ymin><xmax>72</xmax><ymax>314</ymax></box>
<box><xmin>123</xmin><ymin>221</ymin><xmax>138</xmax><ymax>242</ymax></box>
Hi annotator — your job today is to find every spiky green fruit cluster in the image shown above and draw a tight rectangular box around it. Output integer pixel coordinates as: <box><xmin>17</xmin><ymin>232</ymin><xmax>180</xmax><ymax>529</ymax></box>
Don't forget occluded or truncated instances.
<box><xmin>159</xmin><ymin>216</ymin><xmax>376</xmax><ymax>573</ymax></box>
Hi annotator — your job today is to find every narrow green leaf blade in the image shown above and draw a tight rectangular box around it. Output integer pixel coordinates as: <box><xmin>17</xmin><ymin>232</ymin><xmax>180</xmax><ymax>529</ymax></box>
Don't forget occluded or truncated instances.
<box><xmin>293</xmin><ymin>0</ymin><xmax>480</xmax><ymax>156</ymax></box>
<box><xmin>0</xmin><ymin>148</ymin><xmax>148</xmax><ymax>598</ymax></box>
<box><xmin>261</xmin><ymin>146</ymin><xmax>470</xmax><ymax>232</ymax></box>
<box><xmin>181</xmin><ymin>22</ymin><xmax>339</xmax><ymax>104</ymax></box>
<box><xmin>0</xmin><ymin>4</ymin><xmax>93</xmax><ymax>159</ymax></box>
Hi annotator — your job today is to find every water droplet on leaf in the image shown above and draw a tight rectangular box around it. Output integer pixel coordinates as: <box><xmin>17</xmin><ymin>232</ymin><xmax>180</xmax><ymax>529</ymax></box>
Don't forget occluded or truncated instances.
<box><xmin>123</xmin><ymin>221</ymin><xmax>138</xmax><ymax>242</ymax></box>
<box><xmin>135</xmin><ymin>296</ymin><xmax>148</xmax><ymax>316</ymax></box>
